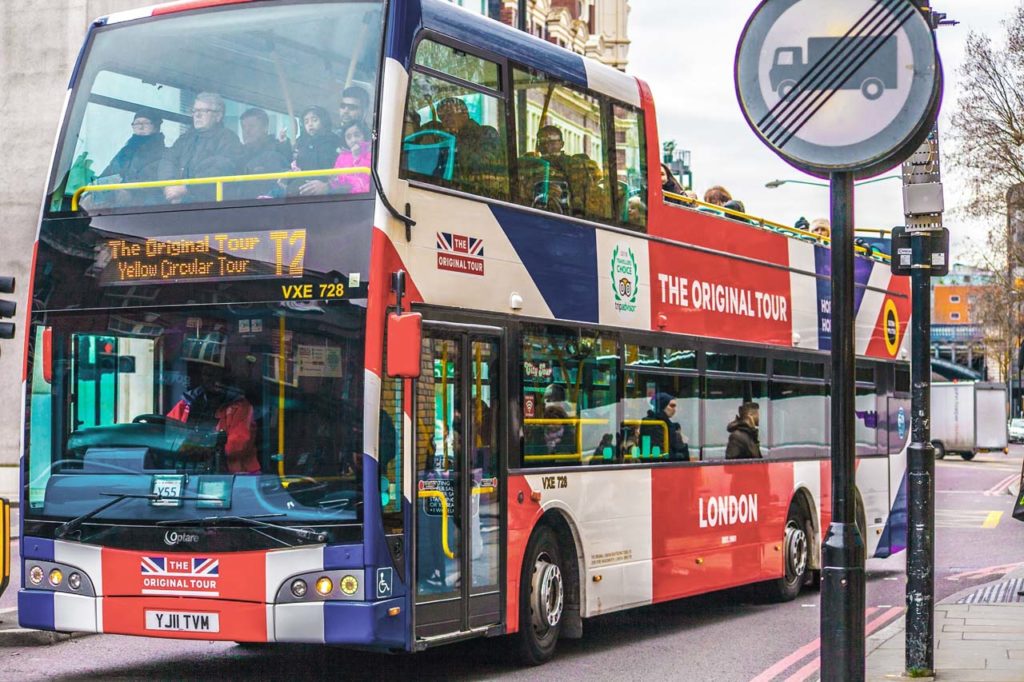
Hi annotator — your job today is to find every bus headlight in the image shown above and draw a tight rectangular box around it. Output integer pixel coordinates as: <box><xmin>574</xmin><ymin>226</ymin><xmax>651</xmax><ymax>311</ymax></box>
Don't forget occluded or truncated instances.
<box><xmin>48</xmin><ymin>568</ymin><xmax>63</xmax><ymax>587</ymax></box>
<box><xmin>315</xmin><ymin>576</ymin><xmax>333</xmax><ymax>596</ymax></box>
<box><xmin>29</xmin><ymin>565</ymin><xmax>44</xmax><ymax>585</ymax></box>
<box><xmin>68</xmin><ymin>572</ymin><xmax>82</xmax><ymax>591</ymax></box>
<box><xmin>290</xmin><ymin>579</ymin><xmax>308</xmax><ymax>598</ymax></box>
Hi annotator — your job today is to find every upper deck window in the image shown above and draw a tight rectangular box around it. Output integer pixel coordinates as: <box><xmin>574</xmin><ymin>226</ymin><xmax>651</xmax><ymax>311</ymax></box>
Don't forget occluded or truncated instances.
<box><xmin>47</xmin><ymin>1</ymin><xmax>385</xmax><ymax>215</ymax></box>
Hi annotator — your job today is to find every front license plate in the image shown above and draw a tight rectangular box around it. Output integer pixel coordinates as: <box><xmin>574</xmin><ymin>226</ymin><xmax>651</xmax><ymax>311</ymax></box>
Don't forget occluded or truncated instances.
<box><xmin>145</xmin><ymin>609</ymin><xmax>220</xmax><ymax>633</ymax></box>
<box><xmin>151</xmin><ymin>474</ymin><xmax>184</xmax><ymax>507</ymax></box>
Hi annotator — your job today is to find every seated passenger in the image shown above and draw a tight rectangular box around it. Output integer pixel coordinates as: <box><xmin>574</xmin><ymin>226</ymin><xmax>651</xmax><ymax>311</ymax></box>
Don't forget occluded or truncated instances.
<box><xmin>519</xmin><ymin>125</ymin><xmax>576</xmax><ymax>213</ymax></box>
<box><xmin>725</xmin><ymin>402</ymin><xmax>762</xmax><ymax>460</ymax></box>
<box><xmin>640</xmin><ymin>393</ymin><xmax>689</xmax><ymax>461</ymax></box>
<box><xmin>661</xmin><ymin>163</ymin><xmax>686</xmax><ymax>204</ymax></box>
<box><xmin>527</xmin><ymin>404</ymin><xmax>577</xmax><ymax>459</ymax></box>
<box><xmin>159</xmin><ymin>92</ymin><xmax>243</xmax><ymax>204</ymax></box>
<box><xmin>436</xmin><ymin>97</ymin><xmax>506</xmax><ymax>198</ymax></box>
<box><xmin>330</xmin><ymin>121</ymin><xmax>373</xmax><ymax>194</ymax></box>
<box><xmin>87</xmin><ymin>108</ymin><xmax>167</xmax><ymax>207</ymax></box>
<box><xmin>337</xmin><ymin>86</ymin><xmax>369</xmax><ymax>132</ymax></box>
<box><xmin>167</xmin><ymin>361</ymin><xmax>260</xmax><ymax>474</ymax></box>
<box><xmin>237</xmin><ymin>107</ymin><xmax>290</xmax><ymax>198</ymax></box>
<box><xmin>810</xmin><ymin>218</ymin><xmax>831</xmax><ymax>241</ymax></box>
<box><xmin>291</xmin><ymin>105</ymin><xmax>343</xmax><ymax>196</ymax></box>
<box><xmin>627</xmin><ymin>195</ymin><xmax>647</xmax><ymax>227</ymax></box>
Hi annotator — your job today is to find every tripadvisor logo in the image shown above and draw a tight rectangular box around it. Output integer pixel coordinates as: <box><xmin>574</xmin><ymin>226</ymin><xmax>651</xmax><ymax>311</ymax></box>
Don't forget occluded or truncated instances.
<box><xmin>611</xmin><ymin>244</ymin><xmax>639</xmax><ymax>313</ymax></box>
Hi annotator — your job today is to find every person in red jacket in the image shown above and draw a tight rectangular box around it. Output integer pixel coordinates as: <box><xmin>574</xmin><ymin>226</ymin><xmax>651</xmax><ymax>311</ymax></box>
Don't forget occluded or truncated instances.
<box><xmin>167</xmin><ymin>362</ymin><xmax>260</xmax><ymax>474</ymax></box>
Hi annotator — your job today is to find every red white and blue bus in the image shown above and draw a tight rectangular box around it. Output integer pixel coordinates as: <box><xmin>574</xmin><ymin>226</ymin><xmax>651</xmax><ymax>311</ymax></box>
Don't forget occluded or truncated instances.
<box><xmin>20</xmin><ymin>0</ymin><xmax>910</xmax><ymax>663</ymax></box>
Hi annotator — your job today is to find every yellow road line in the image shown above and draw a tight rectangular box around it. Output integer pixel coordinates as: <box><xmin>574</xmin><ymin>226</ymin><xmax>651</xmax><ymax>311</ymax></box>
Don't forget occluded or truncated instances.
<box><xmin>982</xmin><ymin>511</ymin><xmax>1003</xmax><ymax>529</ymax></box>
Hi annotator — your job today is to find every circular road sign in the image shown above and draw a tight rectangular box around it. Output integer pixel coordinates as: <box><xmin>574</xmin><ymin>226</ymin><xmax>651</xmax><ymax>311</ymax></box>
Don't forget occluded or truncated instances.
<box><xmin>735</xmin><ymin>0</ymin><xmax>942</xmax><ymax>179</ymax></box>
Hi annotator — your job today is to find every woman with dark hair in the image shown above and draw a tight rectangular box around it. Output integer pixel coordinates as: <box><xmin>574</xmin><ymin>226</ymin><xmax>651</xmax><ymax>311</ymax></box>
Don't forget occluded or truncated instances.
<box><xmin>640</xmin><ymin>392</ymin><xmax>690</xmax><ymax>461</ymax></box>
<box><xmin>660</xmin><ymin>163</ymin><xmax>686</xmax><ymax>205</ymax></box>
<box><xmin>291</xmin><ymin>105</ymin><xmax>342</xmax><ymax>196</ymax></box>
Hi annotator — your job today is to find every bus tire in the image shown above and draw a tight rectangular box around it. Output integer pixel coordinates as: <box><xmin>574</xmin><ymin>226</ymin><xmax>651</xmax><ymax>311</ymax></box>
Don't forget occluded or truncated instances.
<box><xmin>961</xmin><ymin>451</ymin><xmax>976</xmax><ymax>461</ymax></box>
<box><xmin>517</xmin><ymin>524</ymin><xmax>564</xmax><ymax>665</ymax></box>
<box><xmin>759</xmin><ymin>505</ymin><xmax>810</xmax><ymax>603</ymax></box>
<box><xmin>932</xmin><ymin>441</ymin><xmax>946</xmax><ymax>460</ymax></box>
<box><xmin>861</xmin><ymin>77</ymin><xmax>885</xmax><ymax>100</ymax></box>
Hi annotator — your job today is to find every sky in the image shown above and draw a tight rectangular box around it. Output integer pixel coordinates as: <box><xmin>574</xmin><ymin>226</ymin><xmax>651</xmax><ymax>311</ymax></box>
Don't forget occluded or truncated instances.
<box><xmin>627</xmin><ymin>0</ymin><xmax>1021</xmax><ymax>261</ymax></box>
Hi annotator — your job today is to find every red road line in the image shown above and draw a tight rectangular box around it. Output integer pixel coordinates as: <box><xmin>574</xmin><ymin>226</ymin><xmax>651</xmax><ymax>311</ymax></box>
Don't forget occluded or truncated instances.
<box><xmin>984</xmin><ymin>473</ymin><xmax>1018</xmax><ymax>496</ymax></box>
<box><xmin>749</xmin><ymin>607</ymin><xmax>881</xmax><ymax>682</ymax></box>
<box><xmin>779</xmin><ymin>607</ymin><xmax>904</xmax><ymax>682</ymax></box>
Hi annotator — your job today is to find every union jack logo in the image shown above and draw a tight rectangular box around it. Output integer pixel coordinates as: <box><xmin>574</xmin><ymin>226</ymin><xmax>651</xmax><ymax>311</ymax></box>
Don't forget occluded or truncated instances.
<box><xmin>437</xmin><ymin>232</ymin><xmax>484</xmax><ymax>257</ymax></box>
<box><xmin>141</xmin><ymin>556</ymin><xmax>220</xmax><ymax>576</ymax></box>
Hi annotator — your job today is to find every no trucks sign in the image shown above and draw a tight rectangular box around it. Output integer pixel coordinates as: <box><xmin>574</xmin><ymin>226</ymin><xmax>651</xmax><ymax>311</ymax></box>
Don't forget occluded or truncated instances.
<box><xmin>735</xmin><ymin>0</ymin><xmax>941</xmax><ymax>178</ymax></box>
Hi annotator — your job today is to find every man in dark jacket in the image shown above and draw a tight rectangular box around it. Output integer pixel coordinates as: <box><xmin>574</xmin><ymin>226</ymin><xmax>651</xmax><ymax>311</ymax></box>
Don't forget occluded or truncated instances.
<box><xmin>237</xmin><ymin>107</ymin><xmax>290</xmax><ymax>198</ymax></box>
<box><xmin>725</xmin><ymin>402</ymin><xmax>762</xmax><ymax>459</ymax></box>
<box><xmin>91</xmin><ymin>108</ymin><xmax>167</xmax><ymax>206</ymax></box>
<box><xmin>160</xmin><ymin>92</ymin><xmax>243</xmax><ymax>203</ymax></box>
<box><xmin>640</xmin><ymin>392</ymin><xmax>689</xmax><ymax>461</ymax></box>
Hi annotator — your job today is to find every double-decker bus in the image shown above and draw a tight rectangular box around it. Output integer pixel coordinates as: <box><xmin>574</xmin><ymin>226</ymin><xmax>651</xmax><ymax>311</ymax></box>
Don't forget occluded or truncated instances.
<box><xmin>20</xmin><ymin>0</ymin><xmax>911</xmax><ymax>663</ymax></box>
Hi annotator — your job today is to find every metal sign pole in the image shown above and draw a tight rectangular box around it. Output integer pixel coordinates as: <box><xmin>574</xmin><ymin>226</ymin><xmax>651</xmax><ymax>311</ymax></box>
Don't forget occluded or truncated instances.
<box><xmin>821</xmin><ymin>171</ymin><xmax>866</xmax><ymax>681</ymax></box>
<box><xmin>906</xmin><ymin>227</ymin><xmax>935</xmax><ymax>674</ymax></box>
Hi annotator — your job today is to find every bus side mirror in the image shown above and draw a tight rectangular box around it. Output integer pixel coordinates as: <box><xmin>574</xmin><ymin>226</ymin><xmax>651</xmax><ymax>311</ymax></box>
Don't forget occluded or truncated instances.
<box><xmin>386</xmin><ymin>312</ymin><xmax>422</xmax><ymax>379</ymax></box>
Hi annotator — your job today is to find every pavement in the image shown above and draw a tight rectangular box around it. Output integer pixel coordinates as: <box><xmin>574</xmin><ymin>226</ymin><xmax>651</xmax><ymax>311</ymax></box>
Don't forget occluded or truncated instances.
<box><xmin>865</xmin><ymin>566</ymin><xmax>1024</xmax><ymax>681</ymax></box>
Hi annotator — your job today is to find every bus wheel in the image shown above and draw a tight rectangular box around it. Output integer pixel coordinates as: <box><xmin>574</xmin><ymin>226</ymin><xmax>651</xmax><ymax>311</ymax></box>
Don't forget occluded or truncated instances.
<box><xmin>517</xmin><ymin>525</ymin><xmax>564</xmax><ymax>665</ymax></box>
<box><xmin>961</xmin><ymin>451</ymin><xmax>976</xmax><ymax>461</ymax></box>
<box><xmin>861</xmin><ymin>77</ymin><xmax>885</xmax><ymax>100</ymax></box>
<box><xmin>760</xmin><ymin>506</ymin><xmax>810</xmax><ymax>602</ymax></box>
<box><xmin>932</xmin><ymin>441</ymin><xmax>946</xmax><ymax>460</ymax></box>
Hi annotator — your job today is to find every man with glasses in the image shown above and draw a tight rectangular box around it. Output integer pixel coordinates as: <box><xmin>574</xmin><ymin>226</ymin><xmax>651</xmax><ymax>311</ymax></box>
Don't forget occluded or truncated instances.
<box><xmin>85</xmin><ymin>108</ymin><xmax>167</xmax><ymax>207</ymax></box>
<box><xmin>337</xmin><ymin>86</ymin><xmax>369</xmax><ymax>131</ymax></box>
<box><xmin>159</xmin><ymin>92</ymin><xmax>243</xmax><ymax>203</ymax></box>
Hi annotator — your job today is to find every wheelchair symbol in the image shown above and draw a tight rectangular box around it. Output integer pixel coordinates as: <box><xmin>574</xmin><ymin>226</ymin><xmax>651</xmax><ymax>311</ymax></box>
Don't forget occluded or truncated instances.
<box><xmin>376</xmin><ymin>567</ymin><xmax>393</xmax><ymax>599</ymax></box>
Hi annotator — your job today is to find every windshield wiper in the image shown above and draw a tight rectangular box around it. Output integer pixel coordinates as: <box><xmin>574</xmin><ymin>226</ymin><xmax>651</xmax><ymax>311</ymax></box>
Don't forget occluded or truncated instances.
<box><xmin>156</xmin><ymin>514</ymin><xmax>328</xmax><ymax>543</ymax></box>
<box><xmin>54</xmin><ymin>492</ymin><xmax>208</xmax><ymax>540</ymax></box>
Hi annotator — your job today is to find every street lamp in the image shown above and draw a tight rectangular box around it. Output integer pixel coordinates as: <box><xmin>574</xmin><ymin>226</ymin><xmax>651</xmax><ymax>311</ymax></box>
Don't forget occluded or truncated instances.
<box><xmin>765</xmin><ymin>175</ymin><xmax>903</xmax><ymax>189</ymax></box>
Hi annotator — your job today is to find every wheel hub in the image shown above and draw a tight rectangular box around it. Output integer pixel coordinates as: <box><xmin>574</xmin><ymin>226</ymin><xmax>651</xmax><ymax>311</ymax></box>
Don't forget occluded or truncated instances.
<box><xmin>531</xmin><ymin>557</ymin><xmax>563</xmax><ymax>631</ymax></box>
<box><xmin>784</xmin><ymin>521</ymin><xmax>808</xmax><ymax>579</ymax></box>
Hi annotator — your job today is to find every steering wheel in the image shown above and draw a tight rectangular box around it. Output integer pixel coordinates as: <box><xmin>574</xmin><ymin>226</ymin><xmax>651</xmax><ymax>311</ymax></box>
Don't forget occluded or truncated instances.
<box><xmin>132</xmin><ymin>414</ymin><xmax>168</xmax><ymax>425</ymax></box>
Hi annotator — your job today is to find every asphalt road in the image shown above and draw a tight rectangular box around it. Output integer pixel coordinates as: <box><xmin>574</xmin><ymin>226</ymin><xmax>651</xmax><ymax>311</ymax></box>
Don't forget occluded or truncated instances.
<box><xmin>2</xmin><ymin>449</ymin><xmax>1022</xmax><ymax>682</ymax></box>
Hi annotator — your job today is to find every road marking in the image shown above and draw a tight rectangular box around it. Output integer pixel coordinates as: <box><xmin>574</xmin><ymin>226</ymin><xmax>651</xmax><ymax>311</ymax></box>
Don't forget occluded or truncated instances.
<box><xmin>947</xmin><ymin>562</ymin><xmax>1024</xmax><ymax>582</ymax></box>
<box><xmin>984</xmin><ymin>474</ymin><xmax>1018</xmax><ymax>496</ymax></box>
<box><xmin>751</xmin><ymin>606</ymin><xmax>901</xmax><ymax>682</ymax></box>
<box><xmin>778</xmin><ymin>607</ymin><xmax>905</xmax><ymax>682</ymax></box>
<box><xmin>936</xmin><ymin>509</ymin><xmax>1003</xmax><ymax>529</ymax></box>
<box><xmin>982</xmin><ymin>511</ymin><xmax>1003</xmax><ymax>528</ymax></box>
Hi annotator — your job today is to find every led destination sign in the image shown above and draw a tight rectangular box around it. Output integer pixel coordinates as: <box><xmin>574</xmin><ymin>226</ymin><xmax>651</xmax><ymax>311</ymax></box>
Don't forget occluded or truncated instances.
<box><xmin>100</xmin><ymin>229</ymin><xmax>307</xmax><ymax>286</ymax></box>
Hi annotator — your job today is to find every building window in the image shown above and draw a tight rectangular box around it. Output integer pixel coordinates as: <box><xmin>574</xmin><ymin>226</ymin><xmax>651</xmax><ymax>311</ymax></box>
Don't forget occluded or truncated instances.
<box><xmin>949</xmin><ymin>295</ymin><xmax>961</xmax><ymax>304</ymax></box>
<box><xmin>950</xmin><ymin>312</ymin><xmax>961</xmax><ymax>321</ymax></box>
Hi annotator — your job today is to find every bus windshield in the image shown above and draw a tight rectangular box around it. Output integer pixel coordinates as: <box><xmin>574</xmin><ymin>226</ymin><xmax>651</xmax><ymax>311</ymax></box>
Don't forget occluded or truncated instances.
<box><xmin>47</xmin><ymin>1</ymin><xmax>385</xmax><ymax>214</ymax></box>
<box><xmin>25</xmin><ymin>302</ymin><xmax>369</xmax><ymax>549</ymax></box>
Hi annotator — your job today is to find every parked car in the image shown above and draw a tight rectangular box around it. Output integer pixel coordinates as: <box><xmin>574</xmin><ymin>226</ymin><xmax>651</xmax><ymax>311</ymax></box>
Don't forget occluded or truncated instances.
<box><xmin>1009</xmin><ymin>418</ymin><xmax>1024</xmax><ymax>443</ymax></box>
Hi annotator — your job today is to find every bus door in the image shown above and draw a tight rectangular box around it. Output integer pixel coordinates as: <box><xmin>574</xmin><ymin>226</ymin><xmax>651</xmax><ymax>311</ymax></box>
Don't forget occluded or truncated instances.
<box><xmin>413</xmin><ymin>323</ymin><xmax>502</xmax><ymax>640</ymax></box>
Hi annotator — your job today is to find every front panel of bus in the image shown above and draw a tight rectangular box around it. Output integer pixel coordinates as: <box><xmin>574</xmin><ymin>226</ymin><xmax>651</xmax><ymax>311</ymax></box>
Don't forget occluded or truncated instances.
<box><xmin>20</xmin><ymin>0</ymin><xmax>407</xmax><ymax>647</ymax></box>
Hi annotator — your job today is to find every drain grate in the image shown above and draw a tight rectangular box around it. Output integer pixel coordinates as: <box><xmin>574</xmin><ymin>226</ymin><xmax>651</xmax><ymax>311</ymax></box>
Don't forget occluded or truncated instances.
<box><xmin>956</xmin><ymin>578</ymin><xmax>1024</xmax><ymax>604</ymax></box>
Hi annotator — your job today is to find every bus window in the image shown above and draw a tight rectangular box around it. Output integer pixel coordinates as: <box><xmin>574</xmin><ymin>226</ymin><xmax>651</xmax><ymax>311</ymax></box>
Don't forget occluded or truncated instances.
<box><xmin>520</xmin><ymin>326</ymin><xmax>618</xmax><ymax>467</ymax></box>
<box><xmin>401</xmin><ymin>40</ymin><xmax>509</xmax><ymax>200</ymax></box>
<box><xmin>623</xmin><ymin>372</ymin><xmax>697</xmax><ymax>462</ymax></box>
<box><xmin>769</xmin><ymin>381</ymin><xmax>828</xmax><ymax>459</ymax></box>
<box><xmin>512</xmin><ymin>68</ymin><xmax>612</xmax><ymax>221</ymax></box>
<box><xmin>704</xmin><ymin>377</ymin><xmax>767</xmax><ymax>460</ymax></box>
<box><xmin>612</xmin><ymin>103</ymin><xmax>647</xmax><ymax>230</ymax></box>
<box><xmin>48</xmin><ymin>1</ymin><xmax>385</xmax><ymax>213</ymax></box>
<box><xmin>379</xmin><ymin>375</ymin><xmax>403</xmax><ymax>533</ymax></box>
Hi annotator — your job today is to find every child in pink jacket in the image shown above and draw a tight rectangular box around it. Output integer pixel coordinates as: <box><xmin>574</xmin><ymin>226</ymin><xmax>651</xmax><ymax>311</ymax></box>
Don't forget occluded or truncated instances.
<box><xmin>331</xmin><ymin>121</ymin><xmax>372</xmax><ymax>194</ymax></box>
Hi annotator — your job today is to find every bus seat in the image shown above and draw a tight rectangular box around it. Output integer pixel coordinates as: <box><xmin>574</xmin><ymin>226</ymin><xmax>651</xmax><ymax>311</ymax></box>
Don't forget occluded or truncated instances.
<box><xmin>403</xmin><ymin>130</ymin><xmax>456</xmax><ymax>181</ymax></box>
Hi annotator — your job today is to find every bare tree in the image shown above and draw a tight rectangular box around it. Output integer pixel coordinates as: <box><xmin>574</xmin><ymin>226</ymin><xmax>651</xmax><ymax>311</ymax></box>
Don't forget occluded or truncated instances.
<box><xmin>948</xmin><ymin>5</ymin><xmax>1024</xmax><ymax>383</ymax></box>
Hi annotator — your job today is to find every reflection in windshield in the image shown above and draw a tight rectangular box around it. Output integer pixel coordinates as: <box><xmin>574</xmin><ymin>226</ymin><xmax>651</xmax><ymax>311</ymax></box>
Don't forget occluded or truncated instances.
<box><xmin>48</xmin><ymin>1</ymin><xmax>383</xmax><ymax>213</ymax></box>
<box><xmin>26</xmin><ymin>302</ymin><xmax>366</xmax><ymax>540</ymax></box>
